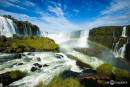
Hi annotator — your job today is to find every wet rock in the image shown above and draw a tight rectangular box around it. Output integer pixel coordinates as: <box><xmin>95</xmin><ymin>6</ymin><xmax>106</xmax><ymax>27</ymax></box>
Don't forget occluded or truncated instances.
<box><xmin>23</xmin><ymin>58</ymin><xmax>31</xmax><ymax>62</ymax></box>
<box><xmin>31</xmin><ymin>67</ymin><xmax>38</xmax><ymax>72</ymax></box>
<box><xmin>67</xmin><ymin>54</ymin><xmax>74</xmax><ymax>58</ymax></box>
<box><xmin>14</xmin><ymin>54</ymin><xmax>22</xmax><ymax>59</ymax></box>
<box><xmin>36</xmin><ymin>57</ymin><xmax>41</xmax><ymax>61</ymax></box>
<box><xmin>43</xmin><ymin>64</ymin><xmax>49</xmax><ymax>67</ymax></box>
<box><xmin>76</xmin><ymin>60</ymin><xmax>92</xmax><ymax>69</ymax></box>
<box><xmin>0</xmin><ymin>72</ymin><xmax>12</xmax><ymax>86</ymax></box>
<box><xmin>27</xmin><ymin>53</ymin><xmax>35</xmax><ymax>56</ymax></box>
<box><xmin>22</xmin><ymin>54</ymin><xmax>25</xmax><ymax>56</ymax></box>
<box><xmin>77</xmin><ymin>73</ymin><xmax>110</xmax><ymax>87</ymax></box>
<box><xmin>82</xmin><ymin>68</ymin><xmax>97</xmax><ymax>74</ymax></box>
<box><xmin>33</xmin><ymin>63</ymin><xmax>42</xmax><ymax>68</ymax></box>
<box><xmin>17</xmin><ymin>63</ymin><xmax>23</xmax><ymax>65</ymax></box>
<box><xmin>60</xmin><ymin>70</ymin><xmax>80</xmax><ymax>79</ymax></box>
<box><xmin>0</xmin><ymin>71</ymin><xmax>26</xmax><ymax>86</ymax></box>
<box><xmin>56</xmin><ymin>54</ymin><xmax>64</xmax><ymax>58</ymax></box>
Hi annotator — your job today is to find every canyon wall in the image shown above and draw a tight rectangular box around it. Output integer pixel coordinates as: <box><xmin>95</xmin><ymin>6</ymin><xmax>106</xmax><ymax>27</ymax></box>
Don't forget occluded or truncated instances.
<box><xmin>88</xmin><ymin>25</ymin><xmax>130</xmax><ymax>61</ymax></box>
<box><xmin>0</xmin><ymin>15</ymin><xmax>41</xmax><ymax>37</ymax></box>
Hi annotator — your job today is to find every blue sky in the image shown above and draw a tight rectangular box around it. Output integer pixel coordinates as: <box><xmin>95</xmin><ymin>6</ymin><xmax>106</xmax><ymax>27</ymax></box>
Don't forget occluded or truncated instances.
<box><xmin>0</xmin><ymin>0</ymin><xmax>130</xmax><ymax>33</ymax></box>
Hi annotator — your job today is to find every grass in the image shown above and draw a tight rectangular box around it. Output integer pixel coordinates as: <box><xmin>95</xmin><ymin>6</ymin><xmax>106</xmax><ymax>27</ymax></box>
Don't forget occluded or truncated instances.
<box><xmin>36</xmin><ymin>77</ymin><xmax>83</xmax><ymax>87</ymax></box>
<box><xmin>10</xmin><ymin>70</ymin><xmax>27</xmax><ymax>79</ymax></box>
<box><xmin>113</xmin><ymin>68</ymin><xmax>130</xmax><ymax>81</ymax></box>
<box><xmin>96</xmin><ymin>63</ymin><xmax>113</xmax><ymax>76</ymax></box>
<box><xmin>0</xmin><ymin>34</ymin><xmax>60</xmax><ymax>53</ymax></box>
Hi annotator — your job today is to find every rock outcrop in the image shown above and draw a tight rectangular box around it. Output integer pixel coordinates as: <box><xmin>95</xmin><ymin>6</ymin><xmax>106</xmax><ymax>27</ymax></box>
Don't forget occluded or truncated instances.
<box><xmin>88</xmin><ymin>25</ymin><xmax>130</xmax><ymax>61</ymax></box>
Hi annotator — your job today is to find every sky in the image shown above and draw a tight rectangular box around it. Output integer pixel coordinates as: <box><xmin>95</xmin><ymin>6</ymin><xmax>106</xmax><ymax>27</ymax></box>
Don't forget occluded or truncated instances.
<box><xmin>0</xmin><ymin>0</ymin><xmax>130</xmax><ymax>33</ymax></box>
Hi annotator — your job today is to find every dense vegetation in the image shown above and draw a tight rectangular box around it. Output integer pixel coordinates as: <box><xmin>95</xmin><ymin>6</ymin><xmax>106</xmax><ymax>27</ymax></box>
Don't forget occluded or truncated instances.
<box><xmin>114</xmin><ymin>68</ymin><xmax>130</xmax><ymax>81</ymax></box>
<box><xmin>10</xmin><ymin>70</ymin><xmax>27</xmax><ymax>79</ymax></box>
<box><xmin>0</xmin><ymin>34</ymin><xmax>60</xmax><ymax>53</ymax></box>
<box><xmin>0</xmin><ymin>70</ymin><xmax>27</xmax><ymax>86</ymax></box>
<box><xmin>96</xmin><ymin>63</ymin><xmax>130</xmax><ymax>82</ymax></box>
<box><xmin>2</xmin><ymin>15</ymin><xmax>40</xmax><ymax>36</ymax></box>
<box><xmin>36</xmin><ymin>77</ymin><xmax>83</xmax><ymax>87</ymax></box>
<box><xmin>88</xmin><ymin>26</ymin><xmax>126</xmax><ymax>49</ymax></box>
<box><xmin>88</xmin><ymin>25</ymin><xmax>130</xmax><ymax>61</ymax></box>
<box><xmin>96</xmin><ymin>63</ymin><xmax>113</xmax><ymax>76</ymax></box>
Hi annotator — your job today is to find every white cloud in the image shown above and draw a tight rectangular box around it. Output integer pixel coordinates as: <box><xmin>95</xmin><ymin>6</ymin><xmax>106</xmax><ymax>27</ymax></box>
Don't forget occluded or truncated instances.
<box><xmin>73</xmin><ymin>9</ymin><xmax>80</xmax><ymax>13</ymax></box>
<box><xmin>82</xmin><ymin>0</ymin><xmax>130</xmax><ymax>30</ymax></box>
<box><xmin>82</xmin><ymin>12</ymin><xmax>130</xmax><ymax>30</ymax></box>
<box><xmin>0</xmin><ymin>0</ymin><xmax>27</xmax><ymax>10</ymax></box>
<box><xmin>0</xmin><ymin>0</ymin><xmax>37</xmax><ymax>10</ymax></box>
<box><xmin>101</xmin><ymin>0</ymin><xmax>130</xmax><ymax>15</ymax></box>
<box><xmin>0</xmin><ymin>10</ymin><xmax>37</xmax><ymax>21</ymax></box>
<box><xmin>23</xmin><ymin>1</ymin><xmax>36</xmax><ymax>6</ymax></box>
<box><xmin>48</xmin><ymin>5</ymin><xmax>64</xmax><ymax>17</ymax></box>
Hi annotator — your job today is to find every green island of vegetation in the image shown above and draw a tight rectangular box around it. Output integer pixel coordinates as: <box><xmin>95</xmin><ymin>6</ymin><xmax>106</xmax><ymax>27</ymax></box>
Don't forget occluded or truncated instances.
<box><xmin>0</xmin><ymin>34</ymin><xmax>60</xmax><ymax>53</ymax></box>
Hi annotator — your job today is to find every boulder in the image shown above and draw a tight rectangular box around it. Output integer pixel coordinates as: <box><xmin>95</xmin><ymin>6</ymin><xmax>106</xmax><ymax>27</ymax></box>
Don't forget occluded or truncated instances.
<box><xmin>14</xmin><ymin>54</ymin><xmax>22</xmax><ymax>59</ymax></box>
<box><xmin>43</xmin><ymin>64</ymin><xmax>49</xmax><ymax>67</ymax></box>
<box><xmin>33</xmin><ymin>63</ymin><xmax>42</xmax><ymax>68</ymax></box>
<box><xmin>76</xmin><ymin>60</ymin><xmax>92</xmax><ymax>69</ymax></box>
<box><xmin>0</xmin><ymin>71</ymin><xmax>26</xmax><ymax>86</ymax></box>
<box><xmin>17</xmin><ymin>63</ymin><xmax>23</xmax><ymax>65</ymax></box>
<box><xmin>60</xmin><ymin>70</ymin><xmax>80</xmax><ymax>79</ymax></box>
<box><xmin>27</xmin><ymin>53</ymin><xmax>35</xmax><ymax>56</ymax></box>
<box><xmin>55</xmin><ymin>54</ymin><xmax>64</xmax><ymax>58</ymax></box>
<box><xmin>77</xmin><ymin>73</ymin><xmax>110</xmax><ymax>87</ymax></box>
<box><xmin>82</xmin><ymin>68</ymin><xmax>97</xmax><ymax>74</ymax></box>
<box><xmin>31</xmin><ymin>67</ymin><xmax>38</xmax><ymax>72</ymax></box>
<box><xmin>36</xmin><ymin>57</ymin><xmax>41</xmax><ymax>61</ymax></box>
<box><xmin>0</xmin><ymin>72</ymin><xmax>12</xmax><ymax>86</ymax></box>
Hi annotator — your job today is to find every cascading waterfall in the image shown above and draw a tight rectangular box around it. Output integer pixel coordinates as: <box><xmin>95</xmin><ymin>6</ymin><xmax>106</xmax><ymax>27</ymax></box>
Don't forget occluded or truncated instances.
<box><xmin>47</xmin><ymin>32</ymin><xmax>71</xmax><ymax>43</ymax></box>
<box><xmin>118</xmin><ymin>39</ymin><xmax>128</xmax><ymax>58</ymax></box>
<box><xmin>0</xmin><ymin>52</ymin><xmax>81</xmax><ymax>87</ymax></box>
<box><xmin>114</xmin><ymin>38</ymin><xmax>121</xmax><ymax>57</ymax></box>
<box><xmin>29</xmin><ymin>26</ymin><xmax>32</xmax><ymax>35</ymax></box>
<box><xmin>23</xmin><ymin>24</ymin><xmax>28</xmax><ymax>36</ymax></box>
<box><xmin>121</xmin><ymin>26</ymin><xmax>127</xmax><ymax>37</ymax></box>
<box><xmin>113</xmin><ymin>26</ymin><xmax>128</xmax><ymax>58</ymax></box>
<box><xmin>41</xmin><ymin>32</ymin><xmax>48</xmax><ymax>37</ymax></box>
<box><xmin>0</xmin><ymin>17</ymin><xmax>16</xmax><ymax>37</ymax></box>
<box><xmin>77</xmin><ymin>30</ymin><xmax>89</xmax><ymax>47</ymax></box>
<box><xmin>113</xmin><ymin>28</ymin><xmax>115</xmax><ymax>37</ymax></box>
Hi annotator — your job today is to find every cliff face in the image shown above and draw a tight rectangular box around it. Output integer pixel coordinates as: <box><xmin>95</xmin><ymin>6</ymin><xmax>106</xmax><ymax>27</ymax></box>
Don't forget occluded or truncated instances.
<box><xmin>0</xmin><ymin>15</ymin><xmax>41</xmax><ymax>37</ymax></box>
<box><xmin>14</xmin><ymin>20</ymin><xmax>41</xmax><ymax>36</ymax></box>
<box><xmin>88</xmin><ymin>25</ymin><xmax>130</xmax><ymax>61</ymax></box>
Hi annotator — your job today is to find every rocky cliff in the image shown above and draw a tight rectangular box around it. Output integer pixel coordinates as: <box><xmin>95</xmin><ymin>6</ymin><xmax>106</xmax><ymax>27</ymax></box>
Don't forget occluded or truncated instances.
<box><xmin>0</xmin><ymin>15</ymin><xmax>41</xmax><ymax>37</ymax></box>
<box><xmin>88</xmin><ymin>25</ymin><xmax>130</xmax><ymax>61</ymax></box>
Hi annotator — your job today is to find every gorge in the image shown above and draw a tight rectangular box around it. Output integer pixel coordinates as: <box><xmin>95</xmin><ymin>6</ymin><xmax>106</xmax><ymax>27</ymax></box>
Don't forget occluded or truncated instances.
<box><xmin>0</xmin><ymin>16</ymin><xmax>130</xmax><ymax>87</ymax></box>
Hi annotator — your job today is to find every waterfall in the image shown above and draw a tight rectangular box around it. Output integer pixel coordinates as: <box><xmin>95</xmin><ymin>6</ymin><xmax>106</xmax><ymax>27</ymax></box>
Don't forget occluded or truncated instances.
<box><xmin>118</xmin><ymin>44</ymin><xmax>126</xmax><ymax>58</ymax></box>
<box><xmin>114</xmin><ymin>38</ymin><xmax>121</xmax><ymax>57</ymax></box>
<box><xmin>113</xmin><ymin>28</ymin><xmax>115</xmax><ymax>37</ymax></box>
<box><xmin>118</xmin><ymin>39</ymin><xmax>128</xmax><ymax>58</ymax></box>
<box><xmin>41</xmin><ymin>32</ymin><xmax>48</xmax><ymax>37</ymax></box>
<box><xmin>23</xmin><ymin>24</ymin><xmax>28</xmax><ymax>36</ymax></box>
<box><xmin>47</xmin><ymin>32</ymin><xmax>71</xmax><ymax>43</ymax></box>
<box><xmin>29</xmin><ymin>26</ymin><xmax>32</xmax><ymax>35</ymax></box>
<box><xmin>0</xmin><ymin>17</ymin><xmax>16</xmax><ymax>37</ymax></box>
<box><xmin>77</xmin><ymin>30</ymin><xmax>89</xmax><ymax>47</ymax></box>
<box><xmin>0</xmin><ymin>52</ymin><xmax>81</xmax><ymax>87</ymax></box>
<box><xmin>121</xmin><ymin>26</ymin><xmax>127</xmax><ymax>37</ymax></box>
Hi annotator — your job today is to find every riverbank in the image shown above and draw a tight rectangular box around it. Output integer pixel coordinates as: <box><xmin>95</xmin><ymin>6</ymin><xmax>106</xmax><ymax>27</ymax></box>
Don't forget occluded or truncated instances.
<box><xmin>0</xmin><ymin>34</ymin><xmax>60</xmax><ymax>53</ymax></box>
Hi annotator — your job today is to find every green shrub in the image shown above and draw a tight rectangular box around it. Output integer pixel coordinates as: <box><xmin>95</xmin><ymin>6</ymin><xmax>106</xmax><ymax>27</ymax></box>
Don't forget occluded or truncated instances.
<box><xmin>36</xmin><ymin>77</ymin><xmax>83</xmax><ymax>87</ymax></box>
<box><xmin>0</xmin><ymin>36</ymin><xmax>7</xmax><ymax>42</ymax></box>
<box><xmin>114</xmin><ymin>68</ymin><xmax>130</xmax><ymax>81</ymax></box>
<box><xmin>0</xmin><ymin>35</ymin><xmax>60</xmax><ymax>53</ymax></box>
<box><xmin>10</xmin><ymin>70</ymin><xmax>26</xmax><ymax>79</ymax></box>
<box><xmin>96</xmin><ymin>63</ymin><xmax>113</xmax><ymax>76</ymax></box>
